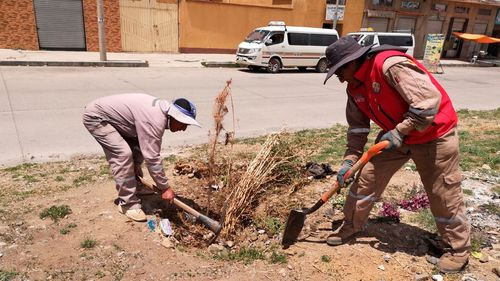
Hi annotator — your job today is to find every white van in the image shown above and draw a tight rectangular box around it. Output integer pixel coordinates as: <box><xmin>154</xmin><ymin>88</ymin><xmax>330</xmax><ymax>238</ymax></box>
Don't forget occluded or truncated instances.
<box><xmin>347</xmin><ymin>31</ymin><xmax>415</xmax><ymax>56</ymax></box>
<box><xmin>236</xmin><ymin>21</ymin><xmax>339</xmax><ymax>73</ymax></box>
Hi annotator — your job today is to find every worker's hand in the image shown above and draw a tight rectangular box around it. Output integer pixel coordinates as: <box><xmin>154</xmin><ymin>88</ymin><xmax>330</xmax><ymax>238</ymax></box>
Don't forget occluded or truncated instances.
<box><xmin>379</xmin><ymin>129</ymin><xmax>404</xmax><ymax>150</ymax></box>
<box><xmin>337</xmin><ymin>159</ymin><xmax>354</xmax><ymax>188</ymax></box>
<box><xmin>161</xmin><ymin>187</ymin><xmax>175</xmax><ymax>203</ymax></box>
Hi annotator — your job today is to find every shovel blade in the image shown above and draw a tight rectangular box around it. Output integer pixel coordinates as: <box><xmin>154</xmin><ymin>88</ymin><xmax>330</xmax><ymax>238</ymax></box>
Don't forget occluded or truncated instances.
<box><xmin>281</xmin><ymin>209</ymin><xmax>306</xmax><ymax>247</ymax></box>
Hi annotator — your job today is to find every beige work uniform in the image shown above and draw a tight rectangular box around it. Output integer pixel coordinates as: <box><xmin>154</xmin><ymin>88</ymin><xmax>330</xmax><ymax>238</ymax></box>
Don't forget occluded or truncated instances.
<box><xmin>82</xmin><ymin>94</ymin><xmax>171</xmax><ymax>209</ymax></box>
<box><xmin>342</xmin><ymin>56</ymin><xmax>470</xmax><ymax>254</ymax></box>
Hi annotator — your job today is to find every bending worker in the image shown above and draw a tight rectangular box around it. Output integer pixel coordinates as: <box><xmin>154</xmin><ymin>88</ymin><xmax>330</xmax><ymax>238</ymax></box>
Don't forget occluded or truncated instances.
<box><xmin>323</xmin><ymin>36</ymin><xmax>470</xmax><ymax>273</ymax></box>
<box><xmin>83</xmin><ymin>94</ymin><xmax>200</xmax><ymax>222</ymax></box>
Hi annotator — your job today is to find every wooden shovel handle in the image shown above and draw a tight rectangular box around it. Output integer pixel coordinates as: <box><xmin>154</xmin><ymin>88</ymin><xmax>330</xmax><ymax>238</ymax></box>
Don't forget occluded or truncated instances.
<box><xmin>320</xmin><ymin>140</ymin><xmax>389</xmax><ymax>203</ymax></box>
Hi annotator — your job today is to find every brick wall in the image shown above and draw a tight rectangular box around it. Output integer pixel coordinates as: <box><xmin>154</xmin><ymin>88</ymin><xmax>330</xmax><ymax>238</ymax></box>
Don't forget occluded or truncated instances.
<box><xmin>0</xmin><ymin>0</ymin><xmax>39</xmax><ymax>50</ymax></box>
<box><xmin>83</xmin><ymin>0</ymin><xmax>122</xmax><ymax>52</ymax></box>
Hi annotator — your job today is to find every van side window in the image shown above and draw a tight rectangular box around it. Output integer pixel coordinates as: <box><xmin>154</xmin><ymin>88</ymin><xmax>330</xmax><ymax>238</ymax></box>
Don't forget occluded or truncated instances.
<box><xmin>288</xmin><ymin>33</ymin><xmax>309</xmax><ymax>45</ymax></box>
<box><xmin>268</xmin><ymin>32</ymin><xmax>284</xmax><ymax>45</ymax></box>
<box><xmin>310</xmin><ymin>34</ymin><xmax>338</xmax><ymax>46</ymax></box>
<box><xmin>360</xmin><ymin>35</ymin><xmax>374</xmax><ymax>46</ymax></box>
<box><xmin>378</xmin><ymin>35</ymin><xmax>413</xmax><ymax>46</ymax></box>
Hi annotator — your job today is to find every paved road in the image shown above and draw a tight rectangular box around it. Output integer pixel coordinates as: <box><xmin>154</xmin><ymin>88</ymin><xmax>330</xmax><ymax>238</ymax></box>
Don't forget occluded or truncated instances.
<box><xmin>1</xmin><ymin>66</ymin><xmax>499</xmax><ymax>166</ymax></box>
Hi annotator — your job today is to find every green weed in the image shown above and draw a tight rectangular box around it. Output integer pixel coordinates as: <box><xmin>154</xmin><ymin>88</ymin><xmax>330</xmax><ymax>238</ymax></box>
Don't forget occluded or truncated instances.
<box><xmin>54</xmin><ymin>176</ymin><xmax>65</xmax><ymax>182</ymax></box>
<box><xmin>321</xmin><ymin>255</ymin><xmax>331</xmax><ymax>263</ymax></box>
<box><xmin>482</xmin><ymin>203</ymin><xmax>499</xmax><ymax>215</ymax></box>
<box><xmin>269</xmin><ymin>251</ymin><xmax>288</xmax><ymax>264</ymax></box>
<box><xmin>73</xmin><ymin>174</ymin><xmax>94</xmax><ymax>187</ymax></box>
<box><xmin>214</xmin><ymin>247</ymin><xmax>265</xmax><ymax>264</ymax></box>
<box><xmin>81</xmin><ymin>238</ymin><xmax>97</xmax><ymax>249</ymax></box>
<box><xmin>40</xmin><ymin>205</ymin><xmax>72</xmax><ymax>222</ymax></box>
<box><xmin>0</xmin><ymin>270</ymin><xmax>18</xmax><ymax>281</ymax></box>
<box><xmin>22</xmin><ymin>175</ymin><xmax>39</xmax><ymax>183</ymax></box>
<box><xmin>164</xmin><ymin>155</ymin><xmax>177</xmax><ymax>163</ymax></box>
<box><xmin>462</xmin><ymin>189</ymin><xmax>473</xmax><ymax>196</ymax></box>
<box><xmin>59</xmin><ymin>223</ymin><xmax>77</xmax><ymax>235</ymax></box>
<box><xmin>254</xmin><ymin>216</ymin><xmax>283</xmax><ymax>236</ymax></box>
<box><xmin>3</xmin><ymin>163</ymin><xmax>37</xmax><ymax>172</ymax></box>
<box><xmin>411</xmin><ymin>208</ymin><xmax>437</xmax><ymax>233</ymax></box>
<box><xmin>95</xmin><ymin>270</ymin><xmax>105</xmax><ymax>278</ymax></box>
<box><xmin>471</xmin><ymin>232</ymin><xmax>487</xmax><ymax>252</ymax></box>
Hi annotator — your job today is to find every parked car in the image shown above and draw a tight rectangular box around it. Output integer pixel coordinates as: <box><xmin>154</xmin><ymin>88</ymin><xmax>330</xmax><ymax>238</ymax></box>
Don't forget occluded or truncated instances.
<box><xmin>347</xmin><ymin>31</ymin><xmax>415</xmax><ymax>56</ymax></box>
<box><xmin>236</xmin><ymin>21</ymin><xmax>339</xmax><ymax>73</ymax></box>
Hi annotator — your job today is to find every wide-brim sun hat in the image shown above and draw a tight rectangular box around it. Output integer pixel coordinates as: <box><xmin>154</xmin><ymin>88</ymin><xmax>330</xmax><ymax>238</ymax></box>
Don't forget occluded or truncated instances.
<box><xmin>323</xmin><ymin>36</ymin><xmax>374</xmax><ymax>84</ymax></box>
<box><xmin>167</xmin><ymin>99</ymin><xmax>201</xmax><ymax>127</ymax></box>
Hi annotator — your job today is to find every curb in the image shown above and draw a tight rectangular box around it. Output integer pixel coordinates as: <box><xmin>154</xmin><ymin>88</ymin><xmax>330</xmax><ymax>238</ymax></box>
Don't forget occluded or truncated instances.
<box><xmin>0</xmin><ymin>60</ymin><xmax>149</xmax><ymax>67</ymax></box>
<box><xmin>201</xmin><ymin>61</ymin><xmax>240</xmax><ymax>68</ymax></box>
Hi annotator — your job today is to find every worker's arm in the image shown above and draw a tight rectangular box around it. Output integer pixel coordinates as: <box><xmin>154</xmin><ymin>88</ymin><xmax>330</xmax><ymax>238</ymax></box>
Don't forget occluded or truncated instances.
<box><xmin>135</xmin><ymin>121</ymin><xmax>170</xmax><ymax>191</ymax></box>
<box><xmin>383</xmin><ymin>56</ymin><xmax>442</xmax><ymax>135</ymax></box>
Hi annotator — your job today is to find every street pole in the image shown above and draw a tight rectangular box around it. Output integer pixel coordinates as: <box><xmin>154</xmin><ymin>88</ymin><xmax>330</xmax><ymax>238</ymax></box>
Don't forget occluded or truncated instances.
<box><xmin>97</xmin><ymin>0</ymin><xmax>107</xmax><ymax>61</ymax></box>
<box><xmin>332</xmin><ymin>0</ymin><xmax>339</xmax><ymax>30</ymax></box>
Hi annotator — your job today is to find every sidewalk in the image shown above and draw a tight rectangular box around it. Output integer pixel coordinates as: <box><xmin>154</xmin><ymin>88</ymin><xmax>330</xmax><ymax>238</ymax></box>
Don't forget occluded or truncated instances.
<box><xmin>0</xmin><ymin>49</ymin><xmax>236</xmax><ymax>68</ymax></box>
<box><xmin>0</xmin><ymin>48</ymin><xmax>495</xmax><ymax>68</ymax></box>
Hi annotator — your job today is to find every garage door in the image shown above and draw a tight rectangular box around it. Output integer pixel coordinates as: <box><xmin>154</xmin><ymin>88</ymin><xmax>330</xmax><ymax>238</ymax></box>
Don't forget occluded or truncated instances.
<box><xmin>396</xmin><ymin>17</ymin><xmax>416</xmax><ymax>33</ymax></box>
<box><xmin>427</xmin><ymin>20</ymin><xmax>444</xmax><ymax>35</ymax></box>
<box><xmin>33</xmin><ymin>0</ymin><xmax>86</xmax><ymax>50</ymax></box>
<box><xmin>367</xmin><ymin>17</ymin><xmax>389</xmax><ymax>32</ymax></box>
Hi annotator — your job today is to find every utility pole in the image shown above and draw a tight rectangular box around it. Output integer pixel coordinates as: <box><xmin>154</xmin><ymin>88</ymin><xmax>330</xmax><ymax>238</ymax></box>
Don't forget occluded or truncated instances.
<box><xmin>97</xmin><ymin>0</ymin><xmax>107</xmax><ymax>61</ymax></box>
<box><xmin>332</xmin><ymin>0</ymin><xmax>339</xmax><ymax>30</ymax></box>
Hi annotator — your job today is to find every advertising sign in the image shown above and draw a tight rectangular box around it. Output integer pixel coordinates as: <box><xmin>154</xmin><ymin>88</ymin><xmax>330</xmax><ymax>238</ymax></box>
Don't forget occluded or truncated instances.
<box><xmin>423</xmin><ymin>34</ymin><xmax>445</xmax><ymax>73</ymax></box>
<box><xmin>326</xmin><ymin>4</ymin><xmax>345</xmax><ymax>21</ymax></box>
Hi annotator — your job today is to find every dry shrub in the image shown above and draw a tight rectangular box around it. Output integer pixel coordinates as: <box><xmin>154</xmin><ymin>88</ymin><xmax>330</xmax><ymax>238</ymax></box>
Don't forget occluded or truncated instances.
<box><xmin>221</xmin><ymin>132</ymin><xmax>302</xmax><ymax>237</ymax></box>
<box><xmin>207</xmin><ymin>79</ymin><xmax>235</xmax><ymax>211</ymax></box>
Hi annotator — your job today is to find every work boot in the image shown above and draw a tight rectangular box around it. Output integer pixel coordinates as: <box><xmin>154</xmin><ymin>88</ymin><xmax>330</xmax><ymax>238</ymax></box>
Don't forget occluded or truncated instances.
<box><xmin>117</xmin><ymin>205</ymin><xmax>147</xmax><ymax>222</ymax></box>
<box><xmin>326</xmin><ymin>222</ymin><xmax>359</xmax><ymax>246</ymax></box>
<box><xmin>437</xmin><ymin>251</ymin><xmax>469</xmax><ymax>273</ymax></box>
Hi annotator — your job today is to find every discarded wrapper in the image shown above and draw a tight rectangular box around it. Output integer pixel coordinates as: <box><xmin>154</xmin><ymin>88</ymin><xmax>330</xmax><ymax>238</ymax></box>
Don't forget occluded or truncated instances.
<box><xmin>147</xmin><ymin>218</ymin><xmax>156</xmax><ymax>232</ymax></box>
<box><xmin>159</xmin><ymin>218</ymin><xmax>173</xmax><ymax>236</ymax></box>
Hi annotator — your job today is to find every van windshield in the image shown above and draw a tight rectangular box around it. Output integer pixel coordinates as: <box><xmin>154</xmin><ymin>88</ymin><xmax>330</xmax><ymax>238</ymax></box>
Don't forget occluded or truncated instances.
<box><xmin>245</xmin><ymin>29</ymin><xmax>270</xmax><ymax>43</ymax></box>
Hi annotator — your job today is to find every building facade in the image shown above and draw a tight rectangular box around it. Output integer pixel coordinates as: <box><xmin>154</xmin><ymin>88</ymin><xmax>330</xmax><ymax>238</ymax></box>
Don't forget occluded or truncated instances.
<box><xmin>358</xmin><ymin>0</ymin><xmax>500</xmax><ymax>59</ymax></box>
<box><xmin>1</xmin><ymin>0</ymin><xmax>498</xmax><ymax>59</ymax></box>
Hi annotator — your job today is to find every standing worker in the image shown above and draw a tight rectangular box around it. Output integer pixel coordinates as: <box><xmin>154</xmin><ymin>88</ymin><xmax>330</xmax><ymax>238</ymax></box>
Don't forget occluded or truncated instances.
<box><xmin>323</xmin><ymin>36</ymin><xmax>470</xmax><ymax>273</ymax></box>
<box><xmin>83</xmin><ymin>94</ymin><xmax>200</xmax><ymax>222</ymax></box>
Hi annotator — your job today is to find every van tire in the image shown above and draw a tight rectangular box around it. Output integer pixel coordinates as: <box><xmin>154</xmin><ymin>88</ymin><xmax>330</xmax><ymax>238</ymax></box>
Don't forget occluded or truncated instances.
<box><xmin>316</xmin><ymin>58</ymin><xmax>328</xmax><ymax>73</ymax></box>
<box><xmin>267</xmin><ymin>58</ymin><xmax>281</xmax><ymax>73</ymax></box>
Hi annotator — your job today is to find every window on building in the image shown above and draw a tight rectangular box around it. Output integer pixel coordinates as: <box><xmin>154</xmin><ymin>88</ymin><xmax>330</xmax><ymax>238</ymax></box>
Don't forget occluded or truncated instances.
<box><xmin>372</xmin><ymin>0</ymin><xmax>393</xmax><ymax>6</ymax></box>
<box><xmin>378</xmin><ymin>35</ymin><xmax>413</xmax><ymax>46</ymax></box>
<box><xmin>478</xmin><ymin>9</ymin><xmax>492</xmax><ymax>16</ymax></box>
<box><xmin>400</xmin><ymin>1</ymin><xmax>420</xmax><ymax>10</ymax></box>
<box><xmin>432</xmin><ymin>3</ymin><xmax>447</xmax><ymax>12</ymax></box>
<box><xmin>454</xmin><ymin>6</ymin><xmax>469</xmax><ymax>14</ymax></box>
<box><xmin>267</xmin><ymin>32</ymin><xmax>284</xmax><ymax>45</ymax></box>
<box><xmin>327</xmin><ymin>0</ymin><xmax>346</xmax><ymax>4</ymax></box>
<box><xmin>288</xmin><ymin>33</ymin><xmax>309</xmax><ymax>45</ymax></box>
<box><xmin>310</xmin><ymin>34</ymin><xmax>338</xmax><ymax>46</ymax></box>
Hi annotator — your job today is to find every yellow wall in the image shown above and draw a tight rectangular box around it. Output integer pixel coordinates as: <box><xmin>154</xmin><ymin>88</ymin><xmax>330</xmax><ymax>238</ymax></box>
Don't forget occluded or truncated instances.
<box><xmin>179</xmin><ymin>0</ymin><xmax>324</xmax><ymax>52</ymax></box>
<box><xmin>341</xmin><ymin>1</ymin><xmax>365</xmax><ymax>35</ymax></box>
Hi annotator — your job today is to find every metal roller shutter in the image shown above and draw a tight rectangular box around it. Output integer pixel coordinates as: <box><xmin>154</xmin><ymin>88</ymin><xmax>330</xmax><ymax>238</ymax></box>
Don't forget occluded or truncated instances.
<box><xmin>33</xmin><ymin>0</ymin><xmax>86</xmax><ymax>50</ymax></box>
<box><xmin>367</xmin><ymin>18</ymin><xmax>389</xmax><ymax>32</ymax></box>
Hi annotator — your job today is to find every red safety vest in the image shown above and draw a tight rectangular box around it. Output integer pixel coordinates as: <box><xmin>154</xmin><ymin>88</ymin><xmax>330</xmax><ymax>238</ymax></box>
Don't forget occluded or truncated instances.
<box><xmin>347</xmin><ymin>50</ymin><xmax>457</xmax><ymax>144</ymax></box>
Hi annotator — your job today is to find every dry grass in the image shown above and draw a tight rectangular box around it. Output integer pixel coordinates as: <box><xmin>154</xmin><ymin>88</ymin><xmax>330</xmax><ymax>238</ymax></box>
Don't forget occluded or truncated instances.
<box><xmin>222</xmin><ymin>132</ymin><xmax>290</xmax><ymax>237</ymax></box>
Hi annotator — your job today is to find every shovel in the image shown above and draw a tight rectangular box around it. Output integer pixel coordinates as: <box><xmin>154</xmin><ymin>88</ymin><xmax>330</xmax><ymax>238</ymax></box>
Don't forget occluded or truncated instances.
<box><xmin>281</xmin><ymin>140</ymin><xmax>389</xmax><ymax>247</ymax></box>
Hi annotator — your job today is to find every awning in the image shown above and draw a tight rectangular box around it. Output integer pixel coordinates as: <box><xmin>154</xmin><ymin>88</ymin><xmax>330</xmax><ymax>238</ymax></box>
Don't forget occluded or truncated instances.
<box><xmin>452</xmin><ymin>32</ymin><xmax>500</xmax><ymax>44</ymax></box>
